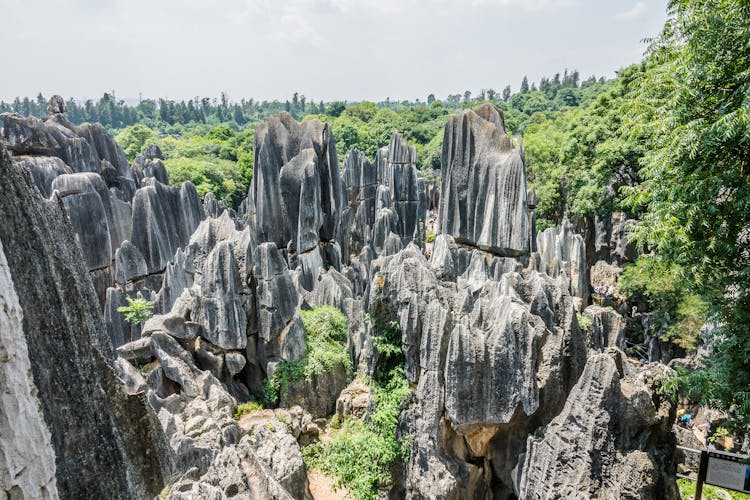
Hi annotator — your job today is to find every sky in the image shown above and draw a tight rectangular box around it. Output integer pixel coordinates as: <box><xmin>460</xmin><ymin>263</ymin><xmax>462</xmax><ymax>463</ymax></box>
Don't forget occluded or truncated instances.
<box><xmin>0</xmin><ymin>0</ymin><xmax>669</xmax><ymax>103</ymax></box>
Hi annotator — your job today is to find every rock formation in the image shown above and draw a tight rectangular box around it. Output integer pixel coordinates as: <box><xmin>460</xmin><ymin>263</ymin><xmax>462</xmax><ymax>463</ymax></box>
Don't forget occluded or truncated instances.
<box><xmin>439</xmin><ymin>103</ymin><xmax>529</xmax><ymax>256</ymax></box>
<box><xmin>0</xmin><ymin>100</ymin><xmax>681</xmax><ymax>499</ymax></box>
<box><xmin>0</xmin><ymin>240</ymin><xmax>58</xmax><ymax>499</ymax></box>
<box><xmin>1</xmin><ymin>97</ymin><xmax>205</xmax><ymax>316</ymax></box>
<box><xmin>365</xmin><ymin>243</ymin><xmax>587</xmax><ymax>497</ymax></box>
<box><xmin>519</xmin><ymin>349</ymin><xmax>678</xmax><ymax>499</ymax></box>
<box><xmin>247</xmin><ymin>112</ymin><xmax>343</xmax><ymax>291</ymax></box>
<box><xmin>0</xmin><ymin>142</ymin><xmax>173</xmax><ymax>499</ymax></box>
<box><xmin>536</xmin><ymin>220</ymin><xmax>589</xmax><ymax>308</ymax></box>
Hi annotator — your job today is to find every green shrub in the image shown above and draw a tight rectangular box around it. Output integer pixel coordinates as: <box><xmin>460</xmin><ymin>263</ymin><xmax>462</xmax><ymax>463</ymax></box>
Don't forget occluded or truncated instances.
<box><xmin>233</xmin><ymin>401</ymin><xmax>263</xmax><ymax>420</ymax></box>
<box><xmin>577</xmin><ymin>313</ymin><xmax>593</xmax><ymax>332</ymax></box>
<box><xmin>677</xmin><ymin>478</ymin><xmax>750</xmax><ymax>499</ymax></box>
<box><xmin>619</xmin><ymin>254</ymin><xmax>707</xmax><ymax>350</ymax></box>
<box><xmin>303</xmin><ymin>368</ymin><xmax>410</xmax><ymax>500</ymax></box>
<box><xmin>264</xmin><ymin>305</ymin><xmax>350</xmax><ymax>405</ymax></box>
<box><xmin>117</xmin><ymin>296</ymin><xmax>153</xmax><ymax>325</ymax></box>
<box><xmin>425</xmin><ymin>230</ymin><xmax>436</xmax><ymax>243</ymax></box>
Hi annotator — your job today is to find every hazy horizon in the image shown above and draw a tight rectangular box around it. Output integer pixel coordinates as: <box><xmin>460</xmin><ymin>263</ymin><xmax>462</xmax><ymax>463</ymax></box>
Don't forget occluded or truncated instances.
<box><xmin>1</xmin><ymin>0</ymin><xmax>668</xmax><ymax>103</ymax></box>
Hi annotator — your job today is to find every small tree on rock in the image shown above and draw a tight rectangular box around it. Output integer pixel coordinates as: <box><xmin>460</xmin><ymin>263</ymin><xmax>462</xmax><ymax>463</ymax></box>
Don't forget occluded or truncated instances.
<box><xmin>117</xmin><ymin>296</ymin><xmax>154</xmax><ymax>325</ymax></box>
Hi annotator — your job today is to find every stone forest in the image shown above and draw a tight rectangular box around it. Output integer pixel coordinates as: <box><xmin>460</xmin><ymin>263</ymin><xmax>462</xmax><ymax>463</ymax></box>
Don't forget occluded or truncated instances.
<box><xmin>1</xmin><ymin>1</ymin><xmax>749</xmax><ymax>499</ymax></box>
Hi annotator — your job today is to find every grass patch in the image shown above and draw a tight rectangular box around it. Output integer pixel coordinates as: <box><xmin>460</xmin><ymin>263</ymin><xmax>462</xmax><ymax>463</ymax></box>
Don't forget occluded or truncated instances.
<box><xmin>233</xmin><ymin>401</ymin><xmax>263</xmax><ymax>420</ymax></box>
<box><xmin>303</xmin><ymin>367</ymin><xmax>411</xmax><ymax>500</ymax></box>
<box><xmin>264</xmin><ymin>305</ymin><xmax>350</xmax><ymax>405</ymax></box>
<box><xmin>677</xmin><ymin>478</ymin><xmax>750</xmax><ymax>499</ymax></box>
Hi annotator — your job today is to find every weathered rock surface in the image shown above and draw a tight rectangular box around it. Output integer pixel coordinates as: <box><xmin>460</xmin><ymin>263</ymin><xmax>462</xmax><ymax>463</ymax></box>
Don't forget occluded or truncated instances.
<box><xmin>131</xmin><ymin>179</ymin><xmax>205</xmax><ymax>276</ymax></box>
<box><xmin>2</xmin><ymin>99</ymin><xmax>206</xmax><ymax>310</ymax></box>
<box><xmin>439</xmin><ymin>104</ymin><xmax>529</xmax><ymax>256</ymax></box>
<box><xmin>249</xmin><ymin>112</ymin><xmax>342</xmax><ymax>249</ymax></box>
<box><xmin>255</xmin><ymin>242</ymin><xmax>306</xmax><ymax>371</ymax></box>
<box><xmin>0</xmin><ymin>143</ymin><xmax>174</xmax><ymax>498</ymax></box>
<box><xmin>536</xmin><ymin>220</ymin><xmax>588</xmax><ymax>307</ymax></box>
<box><xmin>583</xmin><ymin>305</ymin><xmax>626</xmax><ymax>351</ymax></box>
<box><xmin>364</xmin><ymin>243</ymin><xmax>587</xmax><ymax>497</ymax></box>
<box><xmin>374</xmin><ymin>133</ymin><xmax>425</xmax><ymax>243</ymax></box>
<box><xmin>0</xmin><ymin>240</ymin><xmax>59</xmax><ymax>500</ymax></box>
<box><xmin>519</xmin><ymin>350</ymin><xmax>678</xmax><ymax>499</ymax></box>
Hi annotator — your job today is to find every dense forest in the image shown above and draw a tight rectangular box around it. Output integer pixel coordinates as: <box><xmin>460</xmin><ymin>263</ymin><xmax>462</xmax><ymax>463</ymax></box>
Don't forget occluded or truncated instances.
<box><xmin>2</xmin><ymin>0</ymin><xmax>747</xmax><ymax>449</ymax></box>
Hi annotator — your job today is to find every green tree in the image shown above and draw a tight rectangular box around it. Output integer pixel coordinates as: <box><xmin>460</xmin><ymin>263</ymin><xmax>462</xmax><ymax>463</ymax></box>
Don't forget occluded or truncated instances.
<box><xmin>502</xmin><ymin>85</ymin><xmax>511</xmax><ymax>102</ymax></box>
<box><xmin>114</xmin><ymin>125</ymin><xmax>157</xmax><ymax>161</ymax></box>
<box><xmin>520</xmin><ymin>76</ymin><xmax>529</xmax><ymax>94</ymax></box>
<box><xmin>625</xmin><ymin>0</ymin><xmax>750</xmax><ymax>434</ymax></box>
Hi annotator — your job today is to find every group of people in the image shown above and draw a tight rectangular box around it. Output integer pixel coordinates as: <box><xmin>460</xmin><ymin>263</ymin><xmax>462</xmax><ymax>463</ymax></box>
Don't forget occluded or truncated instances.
<box><xmin>593</xmin><ymin>284</ymin><xmax>614</xmax><ymax>298</ymax></box>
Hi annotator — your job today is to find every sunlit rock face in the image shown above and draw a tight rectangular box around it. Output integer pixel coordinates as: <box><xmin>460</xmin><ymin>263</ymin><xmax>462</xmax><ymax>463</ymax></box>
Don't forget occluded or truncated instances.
<box><xmin>439</xmin><ymin>103</ymin><xmax>529</xmax><ymax>257</ymax></box>
<box><xmin>0</xmin><ymin>239</ymin><xmax>58</xmax><ymax>500</ymax></box>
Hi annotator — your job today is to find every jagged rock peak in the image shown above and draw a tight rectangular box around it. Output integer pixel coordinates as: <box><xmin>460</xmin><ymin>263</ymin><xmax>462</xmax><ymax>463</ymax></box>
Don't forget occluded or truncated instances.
<box><xmin>144</xmin><ymin>143</ymin><xmax>163</xmax><ymax>160</ymax></box>
<box><xmin>439</xmin><ymin>104</ymin><xmax>529</xmax><ymax>256</ymax></box>
<box><xmin>519</xmin><ymin>349</ymin><xmax>679</xmax><ymax>499</ymax></box>
<box><xmin>46</xmin><ymin>95</ymin><xmax>65</xmax><ymax>115</ymax></box>
<box><xmin>250</xmin><ymin>112</ymin><xmax>342</xmax><ymax>248</ymax></box>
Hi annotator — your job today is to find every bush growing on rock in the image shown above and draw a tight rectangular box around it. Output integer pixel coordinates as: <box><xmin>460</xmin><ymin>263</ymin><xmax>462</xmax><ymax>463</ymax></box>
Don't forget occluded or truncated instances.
<box><xmin>116</xmin><ymin>296</ymin><xmax>153</xmax><ymax>325</ymax></box>
<box><xmin>264</xmin><ymin>305</ymin><xmax>350</xmax><ymax>405</ymax></box>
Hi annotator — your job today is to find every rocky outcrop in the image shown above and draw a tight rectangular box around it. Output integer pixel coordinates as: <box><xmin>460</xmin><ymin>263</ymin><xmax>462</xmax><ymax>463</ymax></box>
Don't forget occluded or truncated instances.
<box><xmin>439</xmin><ymin>104</ymin><xmax>529</xmax><ymax>256</ymax></box>
<box><xmin>247</xmin><ymin>112</ymin><xmax>342</xmax><ymax>291</ymax></box>
<box><xmin>365</xmin><ymin>243</ymin><xmax>587</xmax><ymax>497</ymax></box>
<box><xmin>536</xmin><ymin>220</ymin><xmax>588</xmax><ymax>308</ymax></box>
<box><xmin>0</xmin><ymin>143</ymin><xmax>173</xmax><ymax>498</ymax></box>
<box><xmin>0</xmin><ymin>240</ymin><xmax>58</xmax><ymax>500</ymax></box>
<box><xmin>1</xmin><ymin>98</ymin><xmax>206</xmax><ymax>309</ymax></box>
<box><xmin>374</xmin><ymin>133</ymin><xmax>425</xmax><ymax>244</ymax></box>
<box><xmin>130</xmin><ymin>179</ymin><xmax>205</xmax><ymax>276</ymax></box>
<box><xmin>341</xmin><ymin>149</ymin><xmax>378</xmax><ymax>257</ymax></box>
<box><xmin>339</xmin><ymin>134</ymin><xmax>426</xmax><ymax>268</ymax></box>
<box><xmin>583</xmin><ymin>305</ymin><xmax>626</xmax><ymax>351</ymax></box>
<box><xmin>519</xmin><ymin>350</ymin><xmax>678</xmax><ymax>499</ymax></box>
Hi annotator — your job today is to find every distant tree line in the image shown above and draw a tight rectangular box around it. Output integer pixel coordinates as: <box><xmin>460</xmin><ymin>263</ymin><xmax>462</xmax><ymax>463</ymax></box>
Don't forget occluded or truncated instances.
<box><xmin>0</xmin><ymin>68</ymin><xmax>603</xmax><ymax>131</ymax></box>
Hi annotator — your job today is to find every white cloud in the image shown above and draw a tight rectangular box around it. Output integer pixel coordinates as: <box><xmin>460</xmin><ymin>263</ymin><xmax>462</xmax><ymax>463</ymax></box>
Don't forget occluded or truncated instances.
<box><xmin>613</xmin><ymin>1</ymin><xmax>648</xmax><ymax>20</ymax></box>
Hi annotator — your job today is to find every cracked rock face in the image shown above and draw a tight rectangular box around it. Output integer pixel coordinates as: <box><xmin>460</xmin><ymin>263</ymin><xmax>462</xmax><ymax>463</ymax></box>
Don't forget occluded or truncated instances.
<box><xmin>519</xmin><ymin>350</ymin><xmax>679</xmax><ymax>499</ymax></box>
<box><xmin>439</xmin><ymin>103</ymin><xmax>529</xmax><ymax>256</ymax></box>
